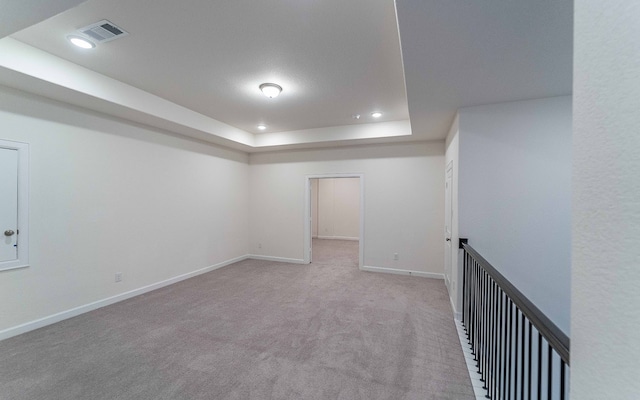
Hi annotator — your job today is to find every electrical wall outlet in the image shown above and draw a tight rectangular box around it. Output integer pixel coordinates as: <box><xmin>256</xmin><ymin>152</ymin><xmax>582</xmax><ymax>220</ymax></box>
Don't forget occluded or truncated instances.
<box><xmin>393</xmin><ymin>253</ymin><xmax>399</xmax><ymax>261</ymax></box>
<box><xmin>115</xmin><ymin>272</ymin><xmax>123</xmax><ymax>282</ymax></box>
<box><xmin>258</xmin><ymin>243</ymin><xmax>262</xmax><ymax>249</ymax></box>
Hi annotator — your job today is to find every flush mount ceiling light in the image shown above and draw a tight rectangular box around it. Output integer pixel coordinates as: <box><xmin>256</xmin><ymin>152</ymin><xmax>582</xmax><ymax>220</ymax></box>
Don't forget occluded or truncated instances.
<box><xmin>67</xmin><ymin>35</ymin><xmax>95</xmax><ymax>49</ymax></box>
<box><xmin>371</xmin><ymin>111</ymin><xmax>383</xmax><ymax>118</ymax></box>
<box><xmin>257</xmin><ymin>124</ymin><xmax>267</xmax><ymax>130</ymax></box>
<box><xmin>259</xmin><ymin>83</ymin><xmax>282</xmax><ymax>99</ymax></box>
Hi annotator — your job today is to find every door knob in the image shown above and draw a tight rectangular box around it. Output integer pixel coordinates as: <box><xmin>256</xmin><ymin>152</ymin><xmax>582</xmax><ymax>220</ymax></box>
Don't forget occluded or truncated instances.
<box><xmin>446</xmin><ymin>238</ymin><xmax>451</xmax><ymax>241</ymax></box>
<box><xmin>4</xmin><ymin>230</ymin><xmax>15</xmax><ymax>237</ymax></box>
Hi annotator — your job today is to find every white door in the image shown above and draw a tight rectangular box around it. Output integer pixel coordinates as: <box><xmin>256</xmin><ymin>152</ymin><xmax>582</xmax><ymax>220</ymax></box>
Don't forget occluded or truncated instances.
<box><xmin>0</xmin><ymin>147</ymin><xmax>19</xmax><ymax>262</ymax></box>
<box><xmin>444</xmin><ymin>163</ymin><xmax>453</xmax><ymax>288</ymax></box>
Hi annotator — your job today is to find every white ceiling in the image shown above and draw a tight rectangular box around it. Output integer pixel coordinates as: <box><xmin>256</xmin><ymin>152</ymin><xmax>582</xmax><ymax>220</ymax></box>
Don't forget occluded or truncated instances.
<box><xmin>0</xmin><ymin>0</ymin><xmax>86</xmax><ymax>38</ymax></box>
<box><xmin>0</xmin><ymin>0</ymin><xmax>573</xmax><ymax>152</ymax></box>
<box><xmin>396</xmin><ymin>0</ymin><xmax>573</xmax><ymax>139</ymax></box>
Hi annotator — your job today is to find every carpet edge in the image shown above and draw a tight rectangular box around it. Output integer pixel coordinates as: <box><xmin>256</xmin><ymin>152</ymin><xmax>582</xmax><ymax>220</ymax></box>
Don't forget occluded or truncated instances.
<box><xmin>0</xmin><ymin>254</ymin><xmax>249</xmax><ymax>341</ymax></box>
<box><xmin>360</xmin><ymin>265</ymin><xmax>444</xmax><ymax>280</ymax></box>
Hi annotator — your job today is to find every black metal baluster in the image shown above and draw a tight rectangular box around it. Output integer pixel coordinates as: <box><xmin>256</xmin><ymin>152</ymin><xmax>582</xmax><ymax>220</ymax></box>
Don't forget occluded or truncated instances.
<box><xmin>471</xmin><ymin>259</ymin><xmax>477</xmax><ymax>351</ymax></box>
<box><xmin>492</xmin><ymin>282</ymin><xmax>499</xmax><ymax>400</ymax></box>
<box><xmin>472</xmin><ymin>260</ymin><xmax>478</xmax><ymax>358</ymax></box>
<box><xmin>502</xmin><ymin>293</ymin><xmax>508</xmax><ymax>398</ymax></box>
<box><xmin>478</xmin><ymin>268</ymin><xmax>485</xmax><ymax>376</ymax></box>
<box><xmin>479</xmin><ymin>270</ymin><xmax>485</xmax><ymax>384</ymax></box>
<box><xmin>477</xmin><ymin>262</ymin><xmax>482</xmax><ymax>369</ymax></box>
<box><xmin>486</xmin><ymin>278</ymin><xmax>495</xmax><ymax>398</ymax></box>
<box><xmin>478</xmin><ymin>261</ymin><xmax>482</xmax><ymax>358</ymax></box>
<box><xmin>468</xmin><ymin>255</ymin><xmax>474</xmax><ymax>347</ymax></box>
<box><xmin>528</xmin><ymin>321</ymin><xmax>533</xmax><ymax>400</ymax></box>
<box><xmin>468</xmin><ymin>253</ymin><xmax>472</xmax><ymax>333</ymax></box>
<box><xmin>483</xmin><ymin>271</ymin><xmax>490</xmax><ymax>388</ymax></box>
<box><xmin>464</xmin><ymin>252</ymin><xmax>469</xmax><ymax>337</ymax></box>
<box><xmin>478</xmin><ymin>262</ymin><xmax>483</xmax><ymax>366</ymax></box>
<box><xmin>496</xmin><ymin>287</ymin><xmax>503</xmax><ymax>399</ymax></box>
<box><xmin>547</xmin><ymin>345</ymin><xmax>553</xmax><ymax>400</ymax></box>
<box><xmin>462</xmin><ymin>250</ymin><xmax>467</xmax><ymax>329</ymax></box>
<box><xmin>506</xmin><ymin>301</ymin><xmax>513</xmax><ymax>399</ymax></box>
<box><xmin>537</xmin><ymin>333</ymin><xmax>542</xmax><ymax>400</ymax></box>
<box><xmin>514</xmin><ymin>308</ymin><xmax>519</xmax><ymax>400</ymax></box>
<box><xmin>560</xmin><ymin>360</ymin><xmax>566</xmax><ymax>400</ymax></box>
<box><xmin>489</xmin><ymin>277</ymin><xmax>497</xmax><ymax>398</ymax></box>
<box><xmin>464</xmin><ymin>251</ymin><xmax>469</xmax><ymax>334</ymax></box>
<box><xmin>520</xmin><ymin>313</ymin><xmax>525</xmax><ymax>400</ymax></box>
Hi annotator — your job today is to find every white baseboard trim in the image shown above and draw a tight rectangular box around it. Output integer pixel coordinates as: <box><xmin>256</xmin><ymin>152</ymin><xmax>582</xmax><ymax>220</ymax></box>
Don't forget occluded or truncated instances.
<box><xmin>359</xmin><ymin>265</ymin><xmax>444</xmax><ymax>280</ymax></box>
<box><xmin>445</xmin><ymin>278</ymin><xmax>462</xmax><ymax>320</ymax></box>
<box><xmin>455</xmin><ymin>319</ymin><xmax>489</xmax><ymax>399</ymax></box>
<box><xmin>316</xmin><ymin>236</ymin><xmax>359</xmax><ymax>241</ymax></box>
<box><xmin>0</xmin><ymin>255</ymin><xmax>249</xmax><ymax>342</ymax></box>
<box><xmin>450</xmin><ymin>295</ymin><xmax>462</xmax><ymax>321</ymax></box>
<box><xmin>248</xmin><ymin>255</ymin><xmax>306</xmax><ymax>264</ymax></box>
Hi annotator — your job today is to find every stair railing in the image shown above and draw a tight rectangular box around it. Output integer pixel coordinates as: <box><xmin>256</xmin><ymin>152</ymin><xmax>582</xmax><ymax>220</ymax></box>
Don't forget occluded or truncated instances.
<box><xmin>460</xmin><ymin>239</ymin><xmax>570</xmax><ymax>399</ymax></box>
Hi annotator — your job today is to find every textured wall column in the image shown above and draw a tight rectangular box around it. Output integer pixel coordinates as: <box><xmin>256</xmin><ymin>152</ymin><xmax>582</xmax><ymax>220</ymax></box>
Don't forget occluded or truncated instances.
<box><xmin>572</xmin><ymin>1</ymin><xmax>640</xmax><ymax>398</ymax></box>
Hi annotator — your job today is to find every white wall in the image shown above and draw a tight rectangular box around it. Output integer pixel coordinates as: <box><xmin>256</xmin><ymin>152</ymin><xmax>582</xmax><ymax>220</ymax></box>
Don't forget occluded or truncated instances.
<box><xmin>316</xmin><ymin>178</ymin><xmax>360</xmax><ymax>240</ymax></box>
<box><xmin>458</xmin><ymin>96</ymin><xmax>572</xmax><ymax>333</ymax></box>
<box><xmin>444</xmin><ymin>115</ymin><xmax>461</xmax><ymax>316</ymax></box>
<box><xmin>249</xmin><ymin>142</ymin><xmax>445</xmax><ymax>275</ymax></box>
<box><xmin>311</xmin><ymin>178</ymin><xmax>319</xmax><ymax>237</ymax></box>
<box><xmin>0</xmin><ymin>86</ymin><xmax>249</xmax><ymax>334</ymax></box>
<box><xmin>571</xmin><ymin>1</ymin><xmax>640</xmax><ymax>398</ymax></box>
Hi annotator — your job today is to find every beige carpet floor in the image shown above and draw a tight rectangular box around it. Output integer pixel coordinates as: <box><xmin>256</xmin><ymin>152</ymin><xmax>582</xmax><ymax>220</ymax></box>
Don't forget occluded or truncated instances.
<box><xmin>0</xmin><ymin>239</ymin><xmax>474</xmax><ymax>400</ymax></box>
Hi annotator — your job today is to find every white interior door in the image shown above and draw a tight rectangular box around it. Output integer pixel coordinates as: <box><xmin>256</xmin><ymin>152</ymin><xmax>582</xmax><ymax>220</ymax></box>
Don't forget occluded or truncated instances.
<box><xmin>444</xmin><ymin>163</ymin><xmax>453</xmax><ymax>287</ymax></box>
<box><xmin>0</xmin><ymin>147</ymin><xmax>19</xmax><ymax>262</ymax></box>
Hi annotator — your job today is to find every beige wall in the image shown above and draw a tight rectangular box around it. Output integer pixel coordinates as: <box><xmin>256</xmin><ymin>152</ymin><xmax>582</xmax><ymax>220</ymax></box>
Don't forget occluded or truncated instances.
<box><xmin>311</xmin><ymin>179</ymin><xmax>319</xmax><ymax>237</ymax></box>
<box><xmin>0</xmin><ymin>86</ymin><xmax>250</xmax><ymax>334</ymax></box>
<box><xmin>315</xmin><ymin>178</ymin><xmax>360</xmax><ymax>240</ymax></box>
<box><xmin>249</xmin><ymin>142</ymin><xmax>445</xmax><ymax>274</ymax></box>
<box><xmin>0</xmin><ymin>85</ymin><xmax>447</xmax><ymax>337</ymax></box>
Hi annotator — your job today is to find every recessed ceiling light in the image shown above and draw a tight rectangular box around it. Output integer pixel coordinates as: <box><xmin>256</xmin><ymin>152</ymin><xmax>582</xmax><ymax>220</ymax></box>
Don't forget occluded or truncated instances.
<box><xmin>257</xmin><ymin>124</ymin><xmax>267</xmax><ymax>130</ymax></box>
<box><xmin>259</xmin><ymin>83</ymin><xmax>282</xmax><ymax>99</ymax></box>
<box><xmin>67</xmin><ymin>35</ymin><xmax>95</xmax><ymax>49</ymax></box>
<box><xmin>371</xmin><ymin>111</ymin><xmax>383</xmax><ymax>118</ymax></box>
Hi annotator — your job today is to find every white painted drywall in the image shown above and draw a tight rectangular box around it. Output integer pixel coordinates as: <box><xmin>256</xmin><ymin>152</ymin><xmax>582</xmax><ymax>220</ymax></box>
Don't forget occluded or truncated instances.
<box><xmin>249</xmin><ymin>142</ymin><xmax>445</xmax><ymax>274</ymax></box>
<box><xmin>571</xmin><ymin>1</ymin><xmax>640</xmax><ymax>398</ymax></box>
<box><xmin>311</xmin><ymin>178</ymin><xmax>319</xmax><ymax>237</ymax></box>
<box><xmin>318</xmin><ymin>179</ymin><xmax>334</xmax><ymax>238</ymax></box>
<box><xmin>317</xmin><ymin>178</ymin><xmax>360</xmax><ymax>240</ymax></box>
<box><xmin>0</xmin><ymin>86</ymin><xmax>249</xmax><ymax>332</ymax></box>
<box><xmin>444</xmin><ymin>115</ymin><xmax>461</xmax><ymax>316</ymax></box>
<box><xmin>0</xmin><ymin>0</ymin><xmax>88</xmax><ymax>38</ymax></box>
<box><xmin>332</xmin><ymin>178</ymin><xmax>360</xmax><ymax>239</ymax></box>
<box><xmin>458</xmin><ymin>96</ymin><xmax>572</xmax><ymax>334</ymax></box>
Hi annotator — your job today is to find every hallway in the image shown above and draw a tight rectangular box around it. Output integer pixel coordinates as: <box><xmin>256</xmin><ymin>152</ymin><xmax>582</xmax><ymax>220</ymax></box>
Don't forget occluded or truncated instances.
<box><xmin>311</xmin><ymin>239</ymin><xmax>359</xmax><ymax>268</ymax></box>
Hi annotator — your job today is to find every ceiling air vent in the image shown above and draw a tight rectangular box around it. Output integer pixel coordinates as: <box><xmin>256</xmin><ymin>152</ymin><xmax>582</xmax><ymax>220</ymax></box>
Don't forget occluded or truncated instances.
<box><xmin>76</xmin><ymin>20</ymin><xmax>128</xmax><ymax>43</ymax></box>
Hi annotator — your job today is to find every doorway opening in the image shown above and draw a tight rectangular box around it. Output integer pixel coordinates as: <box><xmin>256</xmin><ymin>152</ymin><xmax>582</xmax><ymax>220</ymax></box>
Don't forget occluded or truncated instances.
<box><xmin>304</xmin><ymin>174</ymin><xmax>364</xmax><ymax>268</ymax></box>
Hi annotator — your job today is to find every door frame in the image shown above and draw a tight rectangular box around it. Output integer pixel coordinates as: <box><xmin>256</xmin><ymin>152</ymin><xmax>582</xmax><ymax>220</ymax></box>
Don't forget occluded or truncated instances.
<box><xmin>0</xmin><ymin>139</ymin><xmax>29</xmax><ymax>271</ymax></box>
<box><xmin>444</xmin><ymin>161</ymin><xmax>454</xmax><ymax>289</ymax></box>
<box><xmin>304</xmin><ymin>173</ymin><xmax>364</xmax><ymax>267</ymax></box>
